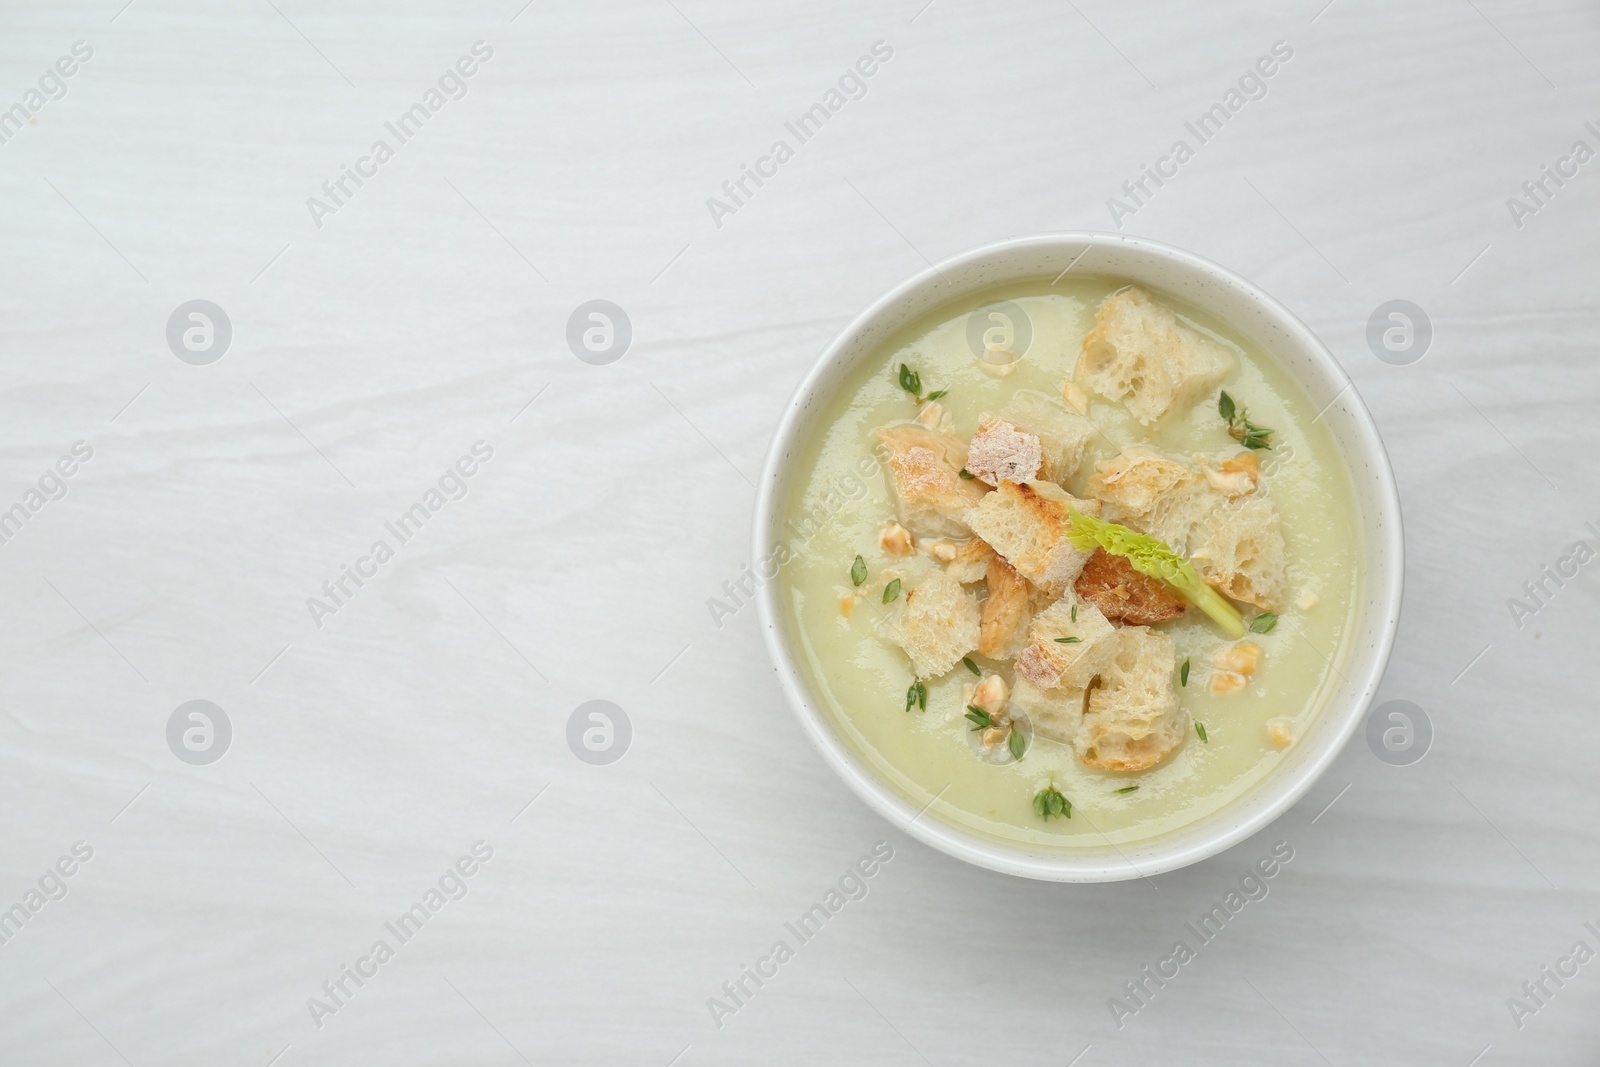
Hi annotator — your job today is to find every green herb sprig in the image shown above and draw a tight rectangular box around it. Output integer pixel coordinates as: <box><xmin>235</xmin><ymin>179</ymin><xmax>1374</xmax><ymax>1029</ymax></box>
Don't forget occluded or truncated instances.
<box><xmin>1218</xmin><ymin>391</ymin><xmax>1274</xmax><ymax>450</ymax></box>
<box><xmin>1249</xmin><ymin>612</ymin><xmax>1279</xmax><ymax>634</ymax></box>
<box><xmin>1115</xmin><ymin>785</ymin><xmax>1140</xmax><ymax>794</ymax></box>
<box><xmin>905</xmin><ymin>680</ymin><xmax>926</xmax><ymax>712</ymax></box>
<box><xmin>1054</xmin><ymin>636</ymin><xmax>1082</xmax><ymax>644</ymax></box>
<box><xmin>850</xmin><ymin>555</ymin><xmax>867</xmax><ymax>586</ymax></box>
<box><xmin>883</xmin><ymin>578</ymin><xmax>901</xmax><ymax>604</ymax></box>
<box><xmin>1180</xmin><ymin>657</ymin><xmax>1191</xmax><ymax>686</ymax></box>
<box><xmin>1007</xmin><ymin>727</ymin><xmax>1027</xmax><ymax>762</ymax></box>
<box><xmin>962</xmin><ymin>656</ymin><xmax>981</xmax><ymax>676</ymax></box>
<box><xmin>1195</xmin><ymin>721</ymin><xmax>1208</xmax><ymax>743</ymax></box>
<box><xmin>897</xmin><ymin>364</ymin><xmax>947</xmax><ymax>406</ymax></box>
<box><xmin>964</xmin><ymin>705</ymin><xmax>995</xmax><ymax>731</ymax></box>
<box><xmin>1033</xmin><ymin>785</ymin><xmax>1071</xmax><ymax>821</ymax></box>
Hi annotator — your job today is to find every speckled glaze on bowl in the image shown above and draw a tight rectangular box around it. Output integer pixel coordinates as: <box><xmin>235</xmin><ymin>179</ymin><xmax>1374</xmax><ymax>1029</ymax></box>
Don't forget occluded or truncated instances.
<box><xmin>754</xmin><ymin>233</ymin><xmax>1403</xmax><ymax>882</ymax></box>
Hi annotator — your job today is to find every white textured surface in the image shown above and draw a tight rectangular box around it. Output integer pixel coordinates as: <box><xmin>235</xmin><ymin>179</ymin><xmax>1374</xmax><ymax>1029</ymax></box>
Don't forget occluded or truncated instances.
<box><xmin>1</xmin><ymin>1</ymin><xmax>1596</xmax><ymax>1064</ymax></box>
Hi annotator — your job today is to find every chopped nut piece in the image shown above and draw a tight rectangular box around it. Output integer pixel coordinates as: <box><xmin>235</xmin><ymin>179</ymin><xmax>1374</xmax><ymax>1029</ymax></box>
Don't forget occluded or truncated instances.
<box><xmin>981</xmin><ymin>725</ymin><xmax>1009</xmax><ymax>746</ymax></box>
<box><xmin>924</xmin><ymin>539</ymin><xmax>959</xmax><ymax>563</ymax></box>
<box><xmin>1201</xmin><ymin>453</ymin><xmax>1260</xmax><ymax>498</ymax></box>
<box><xmin>879</xmin><ymin>521</ymin><xmax>915</xmax><ymax>556</ymax></box>
<box><xmin>1214</xmin><ymin>641</ymin><xmax>1261</xmax><ymax>676</ymax></box>
<box><xmin>980</xmin><ymin>346</ymin><xmax>1018</xmax><ymax>377</ymax></box>
<box><xmin>1209</xmin><ymin>670</ymin><xmax>1247</xmax><ymax>695</ymax></box>
<box><xmin>971</xmin><ymin>673</ymin><xmax>1009</xmax><ymax>715</ymax></box>
<box><xmin>1296</xmin><ymin>588</ymin><xmax>1319</xmax><ymax>611</ymax></box>
<box><xmin>1062</xmin><ymin>380</ymin><xmax>1089</xmax><ymax>414</ymax></box>
<box><xmin>840</xmin><ymin>596</ymin><xmax>854</xmax><ymax>618</ymax></box>
<box><xmin>1223</xmin><ymin>451</ymin><xmax>1260</xmax><ymax>476</ymax></box>
<box><xmin>1204</xmin><ymin>468</ymin><xmax>1254</xmax><ymax>498</ymax></box>
<box><xmin>915</xmin><ymin>401</ymin><xmax>945</xmax><ymax>429</ymax></box>
<box><xmin>1073</xmin><ymin>548</ymin><xmax>1186</xmax><ymax>626</ymax></box>
<box><xmin>1267</xmin><ymin>718</ymin><xmax>1295</xmax><ymax>748</ymax></box>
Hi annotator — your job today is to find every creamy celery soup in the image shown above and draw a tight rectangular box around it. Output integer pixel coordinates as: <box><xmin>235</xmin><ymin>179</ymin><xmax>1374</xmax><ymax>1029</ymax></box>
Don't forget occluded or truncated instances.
<box><xmin>778</xmin><ymin>277</ymin><xmax>1358</xmax><ymax>848</ymax></box>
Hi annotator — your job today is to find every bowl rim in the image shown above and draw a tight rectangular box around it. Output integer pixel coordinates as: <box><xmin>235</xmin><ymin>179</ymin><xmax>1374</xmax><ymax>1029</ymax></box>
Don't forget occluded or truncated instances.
<box><xmin>753</xmin><ymin>231</ymin><xmax>1403</xmax><ymax>882</ymax></box>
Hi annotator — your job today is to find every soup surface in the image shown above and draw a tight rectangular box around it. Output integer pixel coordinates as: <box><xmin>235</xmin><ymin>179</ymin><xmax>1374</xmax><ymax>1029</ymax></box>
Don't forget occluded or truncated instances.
<box><xmin>777</xmin><ymin>277</ymin><xmax>1358</xmax><ymax>848</ymax></box>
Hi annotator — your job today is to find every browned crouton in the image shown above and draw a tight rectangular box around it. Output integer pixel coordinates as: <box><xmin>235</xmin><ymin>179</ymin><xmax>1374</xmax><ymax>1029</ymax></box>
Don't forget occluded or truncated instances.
<box><xmin>1013</xmin><ymin>598</ymin><xmax>1118</xmax><ymax>690</ymax></box>
<box><xmin>875</xmin><ymin>425</ymin><xmax>988</xmax><ymax>539</ymax></box>
<box><xmin>997</xmin><ymin>390</ymin><xmax>1096</xmax><ymax>483</ymax></box>
<box><xmin>1076</xmin><ymin>626</ymin><xmax>1186</xmax><ymax>772</ymax></box>
<box><xmin>1086</xmin><ymin>445</ymin><xmax>1208</xmax><ymax>552</ymax></box>
<box><xmin>1073</xmin><ymin>548</ymin><xmax>1186</xmax><ymax>626</ymax></box>
<box><xmin>979</xmin><ymin>555</ymin><xmax>1032</xmax><ymax>658</ymax></box>
<box><xmin>1009</xmin><ymin>676</ymin><xmax>1087</xmax><ymax>745</ymax></box>
<box><xmin>885</xmin><ymin>569</ymin><xmax>980</xmax><ymax>678</ymax></box>
<box><xmin>964</xmin><ymin>480</ymin><xmax>1100</xmax><ymax>596</ymax></box>
<box><xmin>1189</xmin><ymin>495</ymin><xmax>1286</xmax><ymax>610</ymax></box>
<box><xmin>965</xmin><ymin>416</ymin><xmax>1042</xmax><ymax>487</ymax></box>
<box><xmin>1074</xmin><ymin>287</ymin><xmax>1234</xmax><ymax>425</ymax></box>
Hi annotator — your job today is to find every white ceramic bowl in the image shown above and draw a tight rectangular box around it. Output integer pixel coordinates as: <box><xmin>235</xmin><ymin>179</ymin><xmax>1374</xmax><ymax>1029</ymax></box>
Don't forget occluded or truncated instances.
<box><xmin>754</xmin><ymin>233</ymin><xmax>1403</xmax><ymax>882</ymax></box>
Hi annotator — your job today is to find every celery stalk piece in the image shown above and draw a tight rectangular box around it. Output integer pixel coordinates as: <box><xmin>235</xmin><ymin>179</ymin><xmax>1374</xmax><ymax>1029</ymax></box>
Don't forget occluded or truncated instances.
<box><xmin>1066</xmin><ymin>508</ymin><xmax>1247</xmax><ymax>639</ymax></box>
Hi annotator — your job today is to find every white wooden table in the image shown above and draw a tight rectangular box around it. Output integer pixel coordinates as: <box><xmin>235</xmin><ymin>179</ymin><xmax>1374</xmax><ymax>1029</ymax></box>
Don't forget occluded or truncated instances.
<box><xmin>1</xmin><ymin>1</ymin><xmax>1597</xmax><ymax>1063</ymax></box>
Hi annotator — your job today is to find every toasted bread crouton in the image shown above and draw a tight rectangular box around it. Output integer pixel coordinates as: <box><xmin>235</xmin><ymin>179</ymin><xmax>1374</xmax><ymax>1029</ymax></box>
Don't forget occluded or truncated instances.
<box><xmin>1199</xmin><ymin>451</ymin><xmax>1260</xmax><ymax>499</ymax></box>
<box><xmin>921</xmin><ymin>537</ymin><xmax>994</xmax><ymax>582</ymax></box>
<box><xmin>1073</xmin><ymin>548</ymin><xmax>1186</xmax><ymax>625</ymax></box>
<box><xmin>1075</xmin><ymin>287</ymin><xmax>1233</xmax><ymax>425</ymax></box>
<box><xmin>1009</xmin><ymin>676</ymin><xmax>1087</xmax><ymax>746</ymax></box>
<box><xmin>979</xmin><ymin>555</ymin><xmax>1034</xmax><ymax>658</ymax></box>
<box><xmin>875</xmin><ymin>425</ymin><xmax>988</xmax><ymax>538</ymax></box>
<box><xmin>964</xmin><ymin>480</ymin><xmax>1101</xmax><ymax>595</ymax></box>
<box><xmin>1188</xmin><ymin>495</ymin><xmax>1286</xmax><ymax>610</ymax></box>
<box><xmin>886</xmin><ymin>569</ymin><xmax>981</xmax><ymax>678</ymax></box>
<box><xmin>1086</xmin><ymin>445</ymin><xmax>1209</xmax><ymax>551</ymax></box>
<box><xmin>1076</xmin><ymin>626</ymin><xmax>1187</xmax><ymax>772</ymax></box>
<box><xmin>943</xmin><ymin>538</ymin><xmax>995</xmax><ymax>583</ymax></box>
<box><xmin>1013</xmin><ymin>598</ymin><xmax>1118</xmax><ymax>691</ymax></box>
<box><xmin>996</xmin><ymin>389</ymin><xmax>1097</xmax><ymax>483</ymax></box>
<box><xmin>965</xmin><ymin>416</ymin><xmax>1042</xmax><ymax>487</ymax></box>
